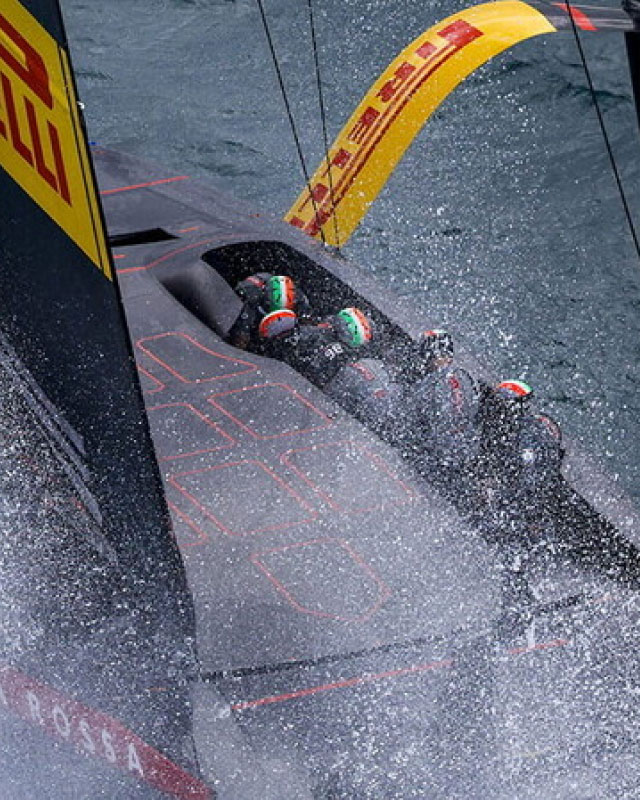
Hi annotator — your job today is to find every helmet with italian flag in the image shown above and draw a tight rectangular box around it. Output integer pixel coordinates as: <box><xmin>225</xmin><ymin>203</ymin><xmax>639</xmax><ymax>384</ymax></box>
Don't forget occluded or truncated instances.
<box><xmin>265</xmin><ymin>275</ymin><xmax>296</xmax><ymax>312</ymax></box>
<box><xmin>332</xmin><ymin>307</ymin><xmax>373</xmax><ymax>348</ymax></box>
<box><xmin>264</xmin><ymin>275</ymin><xmax>313</xmax><ymax>320</ymax></box>
<box><xmin>496</xmin><ymin>379</ymin><xmax>533</xmax><ymax>407</ymax></box>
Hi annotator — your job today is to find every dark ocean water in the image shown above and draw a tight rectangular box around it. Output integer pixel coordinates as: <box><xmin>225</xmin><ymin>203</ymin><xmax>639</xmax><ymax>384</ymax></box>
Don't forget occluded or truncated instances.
<box><xmin>65</xmin><ymin>0</ymin><xmax>640</xmax><ymax>500</ymax></box>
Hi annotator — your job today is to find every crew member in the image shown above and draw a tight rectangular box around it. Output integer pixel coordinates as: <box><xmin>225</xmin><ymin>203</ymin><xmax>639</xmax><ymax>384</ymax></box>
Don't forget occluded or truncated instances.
<box><xmin>258</xmin><ymin>307</ymin><xmax>299</xmax><ymax>341</ymax></box>
<box><xmin>263</xmin><ymin>275</ymin><xmax>312</xmax><ymax>320</ymax></box>
<box><xmin>409</xmin><ymin>329</ymin><xmax>482</xmax><ymax>470</ymax></box>
<box><xmin>326</xmin><ymin>357</ymin><xmax>404</xmax><ymax>440</ymax></box>
<box><xmin>259</xmin><ymin>306</ymin><xmax>373</xmax><ymax>389</ymax></box>
<box><xmin>229</xmin><ymin>273</ymin><xmax>310</xmax><ymax>349</ymax></box>
<box><xmin>515</xmin><ymin>410</ymin><xmax>564</xmax><ymax>507</ymax></box>
<box><xmin>479</xmin><ymin>379</ymin><xmax>535</xmax><ymax>479</ymax></box>
<box><xmin>479</xmin><ymin>379</ymin><xmax>564</xmax><ymax>522</ymax></box>
<box><xmin>394</xmin><ymin>327</ymin><xmax>455</xmax><ymax>384</ymax></box>
<box><xmin>228</xmin><ymin>272</ymin><xmax>272</xmax><ymax>349</ymax></box>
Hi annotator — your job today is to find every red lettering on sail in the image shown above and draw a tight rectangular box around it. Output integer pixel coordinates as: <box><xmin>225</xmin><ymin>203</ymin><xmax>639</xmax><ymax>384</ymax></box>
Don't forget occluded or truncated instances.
<box><xmin>377</xmin><ymin>62</ymin><xmax>416</xmax><ymax>103</ymax></box>
<box><xmin>48</xmin><ymin>119</ymin><xmax>71</xmax><ymax>204</ymax></box>
<box><xmin>305</xmin><ymin>208</ymin><xmax>331</xmax><ymax>237</ymax></box>
<box><xmin>332</xmin><ymin>148</ymin><xmax>352</xmax><ymax>168</ymax></box>
<box><xmin>0</xmin><ymin>17</ymin><xmax>72</xmax><ymax>205</ymax></box>
<box><xmin>311</xmin><ymin>183</ymin><xmax>328</xmax><ymax>203</ymax></box>
<box><xmin>25</xmin><ymin>96</ymin><xmax>57</xmax><ymax>191</ymax></box>
<box><xmin>1</xmin><ymin>72</ymin><xmax>33</xmax><ymax>165</ymax></box>
<box><xmin>415</xmin><ymin>41</ymin><xmax>438</xmax><ymax>60</ymax></box>
<box><xmin>348</xmin><ymin>106</ymin><xmax>380</xmax><ymax>144</ymax></box>
<box><xmin>0</xmin><ymin>13</ymin><xmax>53</xmax><ymax>108</ymax></box>
<box><xmin>437</xmin><ymin>19</ymin><xmax>484</xmax><ymax>47</ymax></box>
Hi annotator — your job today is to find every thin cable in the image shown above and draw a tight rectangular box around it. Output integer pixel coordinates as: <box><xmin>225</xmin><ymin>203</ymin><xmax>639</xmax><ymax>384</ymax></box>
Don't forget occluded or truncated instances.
<box><xmin>255</xmin><ymin>0</ymin><xmax>327</xmax><ymax>245</ymax></box>
<box><xmin>564</xmin><ymin>0</ymin><xmax>640</xmax><ymax>261</ymax></box>
<box><xmin>306</xmin><ymin>0</ymin><xmax>341</xmax><ymax>248</ymax></box>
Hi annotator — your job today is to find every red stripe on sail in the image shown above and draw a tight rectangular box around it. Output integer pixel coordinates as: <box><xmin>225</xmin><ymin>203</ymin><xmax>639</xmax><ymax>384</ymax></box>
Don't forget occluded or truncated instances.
<box><xmin>552</xmin><ymin>2</ymin><xmax>597</xmax><ymax>30</ymax></box>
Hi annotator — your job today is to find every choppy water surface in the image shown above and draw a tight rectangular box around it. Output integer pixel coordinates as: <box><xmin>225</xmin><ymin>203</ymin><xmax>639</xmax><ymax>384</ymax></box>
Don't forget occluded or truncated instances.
<box><xmin>66</xmin><ymin>0</ymin><xmax>640</xmax><ymax>499</ymax></box>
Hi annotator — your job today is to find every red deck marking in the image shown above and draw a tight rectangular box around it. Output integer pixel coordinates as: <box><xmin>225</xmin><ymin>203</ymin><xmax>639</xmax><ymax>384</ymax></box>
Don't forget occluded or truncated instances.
<box><xmin>117</xmin><ymin>238</ymin><xmax>214</xmax><ymax>274</ymax></box>
<box><xmin>168</xmin><ymin>460</ymin><xmax>317</xmax><ymax>536</ymax></box>
<box><xmin>167</xmin><ymin>501</ymin><xmax>209</xmax><ymax>547</ymax></box>
<box><xmin>136</xmin><ymin>332</ymin><xmax>257</xmax><ymax>384</ymax></box>
<box><xmin>250</xmin><ymin>537</ymin><xmax>391</xmax><ymax>622</ymax></box>
<box><xmin>552</xmin><ymin>2</ymin><xmax>597</xmax><ymax>30</ymax></box>
<box><xmin>177</xmin><ymin>226</ymin><xmax>201</xmax><ymax>233</ymax></box>
<box><xmin>137</xmin><ymin>364</ymin><xmax>165</xmax><ymax>395</ymax></box>
<box><xmin>0</xmin><ymin>664</ymin><xmax>213</xmax><ymax>799</ymax></box>
<box><xmin>113</xmin><ymin>253</ymin><xmax>126</xmax><ymax>260</ymax></box>
<box><xmin>100</xmin><ymin>175</ymin><xmax>189</xmax><ymax>195</ymax></box>
<box><xmin>231</xmin><ymin>638</ymin><xmax>571</xmax><ymax>713</ymax></box>
<box><xmin>208</xmin><ymin>383</ymin><xmax>332</xmax><ymax>440</ymax></box>
<box><xmin>507</xmin><ymin>638</ymin><xmax>570</xmax><ymax>657</ymax></box>
<box><xmin>148</xmin><ymin>402</ymin><xmax>235</xmax><ymax>461</ymax></box>
<box><xmin>281</xmin><ymin>441</ymin><xmax>414</xmax><ymax>514</ymax></box>
<box><xmin>231</xmin><ymin>658</ymin><xmax>454</xmax><ymax>711</ymax></box>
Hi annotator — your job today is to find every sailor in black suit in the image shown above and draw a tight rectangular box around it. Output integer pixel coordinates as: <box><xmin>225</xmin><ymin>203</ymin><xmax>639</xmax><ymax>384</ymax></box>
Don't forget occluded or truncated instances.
<box><xmin>229</xmin><ymin>273</ymin><xmax>311</xmax><ymax>349</ymax></box>
<box><xmin>408</xmin><ymin>329</ymin><xmax>482</xmax><ymax>470</ymax></box>
<box><xmin>259</xmin><ymin>306</ymin><xmax>374</xmax><ymax>389</ymax></box>
<box><xmin>478</xmin><ymin>380</ymin><xmax>565</xmax><ymax>537</ymax></box>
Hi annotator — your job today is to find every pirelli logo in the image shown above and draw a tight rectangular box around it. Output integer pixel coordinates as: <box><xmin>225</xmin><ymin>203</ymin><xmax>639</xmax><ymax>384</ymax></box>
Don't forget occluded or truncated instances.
<box><xmin>0</xmin><ymin>0</ymin><xmax>111</xmax><ymax>278</ymax></box>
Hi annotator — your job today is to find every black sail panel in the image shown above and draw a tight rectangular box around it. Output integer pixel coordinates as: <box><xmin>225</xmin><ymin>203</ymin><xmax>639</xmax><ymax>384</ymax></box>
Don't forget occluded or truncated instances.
<box><xmin>0</xmin><ymin>1</ymin><xmax>205</xmax><ymax>797</ymax></box>
<box><xmin>0</xmin><ymin>0</ymin><xmax>189</xmax><ymax>628</ymax></box>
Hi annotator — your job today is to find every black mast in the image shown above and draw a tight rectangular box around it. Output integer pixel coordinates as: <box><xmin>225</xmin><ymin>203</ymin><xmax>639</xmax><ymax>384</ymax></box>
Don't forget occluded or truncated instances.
<box><xmin>624</xmin><ymin>0</ymin><xmax>640</xmax><ymax>131</ymax></box>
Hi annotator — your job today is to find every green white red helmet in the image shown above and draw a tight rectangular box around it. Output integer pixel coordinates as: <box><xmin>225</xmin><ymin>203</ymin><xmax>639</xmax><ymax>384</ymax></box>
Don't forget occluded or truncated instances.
<box><xmin>333</xmin><ymin>307</ymin><xmax>373</xmax><ymax>348</ymax></box>
<box><xmin>265</xmin><ymin>275</ymin><xmax>297</xmax><ymax>312</ymax></box>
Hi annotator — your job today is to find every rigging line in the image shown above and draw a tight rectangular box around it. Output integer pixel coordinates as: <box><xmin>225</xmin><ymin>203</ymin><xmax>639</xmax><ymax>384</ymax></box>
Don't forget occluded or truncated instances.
<box><xmin>563</xmin><ymin>0</ymin><xmax>640</xmax><ymax>261</ymax></box>
<box><xmin>255</xmin><ymin>0</ymin><xmax>327</xmax><ymax>245</ymax></box>
<box><xmin>306</xmin><ymin>0</ymin><xmax>341</xmax><ymax>248</ymax></box>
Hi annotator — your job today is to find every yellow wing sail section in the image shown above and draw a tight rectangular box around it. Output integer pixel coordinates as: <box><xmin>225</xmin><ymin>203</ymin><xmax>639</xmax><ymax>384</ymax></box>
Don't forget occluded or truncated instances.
<box><xmin>285</xmin><ymin>1</ymin><xmax>556</xmax><ymax>246</ymax></box>
<box><xmin>0</xmin><ymin>0</ymin><xmax>111</xmax><ymax>277</ymax></box>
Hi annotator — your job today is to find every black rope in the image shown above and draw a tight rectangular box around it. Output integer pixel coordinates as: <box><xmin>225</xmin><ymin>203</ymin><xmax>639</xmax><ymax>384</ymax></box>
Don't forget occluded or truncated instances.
<box><xmin>255</xmin><ymin>0</ymin><xmax>327</xmax><ymax>245</ymax></box>
<box><xmin>306</xmin><ymin>0</ymin><xmax>341</xmax><ymax>248</ymax></box>
<box><xmin>564</xmin><ymin>0</ymin><xmax>640</xmax><ymax>261</ymax></box>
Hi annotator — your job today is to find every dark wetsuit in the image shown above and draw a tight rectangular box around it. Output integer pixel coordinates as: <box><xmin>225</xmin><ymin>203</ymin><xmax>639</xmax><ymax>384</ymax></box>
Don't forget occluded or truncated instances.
<box><xmin>480</xmin><ymin>393</ymin><xmax>562</xmax><ymax>486</ymax></box>
<box><xmin>326</xmin><ymin>358</ymin><xmax>404</xmax><ymax>439</ymax></box>
<box><xmin>514</xmin><ymin>413</ymin><xmax>564</xmax><ymax>503</ymax></box>
<box><xmin>261</xmin><ymin>322</ymin><xmax>352</xmax><ymax>388</ymax></box>
<box><xmin>228</xmin><ymin>272</ymin><xmax>272</xmax><ymax>350</ymax></box>
<box><xmin>478</xmin><ymin>392</ymin><xmax>564</xmax><ymax>539</ymax></box>
<box><xmin>411</xmin><ymin>365</ymin><xmax>481</xmax><ymax>469</ymax></box>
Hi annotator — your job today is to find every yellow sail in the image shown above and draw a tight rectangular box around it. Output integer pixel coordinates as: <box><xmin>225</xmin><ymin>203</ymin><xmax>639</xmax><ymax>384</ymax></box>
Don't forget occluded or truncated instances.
<box><xmin>0</xmin><ymin>0</ymin><xmax>111</xmax><ymax>276</ymax></box>
<box><xmin>285</xmin><ymin>1</ymin><xmax>556</xmax><ymax>247</ymax></box>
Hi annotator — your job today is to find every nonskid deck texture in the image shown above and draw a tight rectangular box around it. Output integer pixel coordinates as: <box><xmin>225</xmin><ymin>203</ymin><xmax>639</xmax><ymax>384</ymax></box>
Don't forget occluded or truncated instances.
<box><xmin>125</xmin><ymin>268</ymin><xmax>500</xmax><ymax>672</ymax></box>
<box><xmin>96</xmin><ymin>148</ymin><xmax>640</xmax><ymax>796</ymax></box>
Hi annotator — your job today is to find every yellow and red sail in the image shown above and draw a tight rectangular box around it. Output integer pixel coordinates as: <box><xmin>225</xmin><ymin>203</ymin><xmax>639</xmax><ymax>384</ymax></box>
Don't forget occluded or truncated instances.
<box><xmin>285</xmin><ymin>0</ymin><xmax>612</xmax><ymax>247</ymax></box>
<box><xmin>0</xmin><ymin>0</ymin><xmax>111</xmax><ymax>276</ymax></box>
